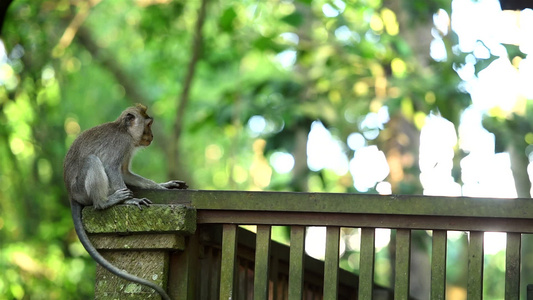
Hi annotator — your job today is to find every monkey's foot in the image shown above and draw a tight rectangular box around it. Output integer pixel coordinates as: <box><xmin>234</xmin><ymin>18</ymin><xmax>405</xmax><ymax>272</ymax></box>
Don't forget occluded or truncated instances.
<box><xmin>160</xmin><ymin>180</ymin><xmax>188</xmax><ymax>189</ymax></box>
<box><xmin>124</xmin><ymin>198</ymin><xmax>152</xmax><ymax>209</ymax></box>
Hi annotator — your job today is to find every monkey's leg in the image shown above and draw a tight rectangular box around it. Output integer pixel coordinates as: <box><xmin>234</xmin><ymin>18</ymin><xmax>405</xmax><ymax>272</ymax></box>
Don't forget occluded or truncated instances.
<box><xmin>84</xmin><ymin>155</ymin><xmax>133</xmax><ymax>210</ymax></box>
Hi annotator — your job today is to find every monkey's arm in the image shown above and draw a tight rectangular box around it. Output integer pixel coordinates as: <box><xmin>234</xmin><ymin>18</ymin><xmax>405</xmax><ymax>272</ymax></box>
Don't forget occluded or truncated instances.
<box><xmin>120</xmin><ymin>154</ymin><xmax>162</xmax><ymax>189</ymax></box>
<box><xmin>122</xmin><ymin>170</ymin><xmax>188</xmax><ymax>190</ymax></box>
<box><xmin>122</xmin><ymin>170</ymin><xmax>161</xmax><ymax>189</ymax></box>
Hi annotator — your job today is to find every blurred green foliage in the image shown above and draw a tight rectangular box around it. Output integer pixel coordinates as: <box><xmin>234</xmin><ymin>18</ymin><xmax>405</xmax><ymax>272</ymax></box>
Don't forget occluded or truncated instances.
<box><xmin>0</xmin><ymin>0</ymin><xmax>522</xmax><ymax>299</ymax></box>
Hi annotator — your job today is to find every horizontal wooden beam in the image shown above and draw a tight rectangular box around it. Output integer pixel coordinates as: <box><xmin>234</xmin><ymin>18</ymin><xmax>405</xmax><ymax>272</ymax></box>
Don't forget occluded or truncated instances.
<box><xmin>134</xmin><ymin>189</ymin><xmax>533</xmax><ymax>220</ymax></box>
<box><xmin>196</xmin><ymin>210</ymin><xmax>533</xmax><ymax>233</ymax></box>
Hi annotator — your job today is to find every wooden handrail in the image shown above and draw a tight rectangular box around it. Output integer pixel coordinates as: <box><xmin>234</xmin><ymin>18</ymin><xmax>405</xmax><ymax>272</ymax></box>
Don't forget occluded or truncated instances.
<box><xmin>136</xmin><ymin>189</ymin><xmax>533</xmax><ymax>219</ymax></box>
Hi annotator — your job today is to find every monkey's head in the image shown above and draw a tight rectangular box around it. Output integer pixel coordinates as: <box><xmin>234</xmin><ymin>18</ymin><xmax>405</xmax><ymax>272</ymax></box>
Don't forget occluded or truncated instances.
<box><xmin>121</xmin><ymin>104</ymin><xmax>154</xmax><ymax>147</ymax></box>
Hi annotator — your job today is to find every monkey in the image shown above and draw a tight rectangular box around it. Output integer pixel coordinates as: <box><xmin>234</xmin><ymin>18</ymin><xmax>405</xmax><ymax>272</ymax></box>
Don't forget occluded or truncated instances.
<box><xmin>64</xmin><ymin>104</ymin><xmax>187</xmax><ymax>300</ymax></box>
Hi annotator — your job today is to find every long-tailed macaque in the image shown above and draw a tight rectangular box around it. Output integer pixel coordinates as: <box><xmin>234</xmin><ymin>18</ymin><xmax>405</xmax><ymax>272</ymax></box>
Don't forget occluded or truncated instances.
<box><xmin>64</xmin><ymin>104</ymin><xmax>187</xmax><ymax>300</ymax></box>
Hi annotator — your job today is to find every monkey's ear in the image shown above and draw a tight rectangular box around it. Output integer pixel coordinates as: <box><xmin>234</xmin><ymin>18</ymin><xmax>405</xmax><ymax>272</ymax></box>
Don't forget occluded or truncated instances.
<box><xmin>135</xmin><ymin>103</ymin><xmax>148</xmax><ymax>113</ymax></box>
<box><xmin>125</xmin><ymin>113</ymin><xmax>136</xmax><ymax>127</ymax></box>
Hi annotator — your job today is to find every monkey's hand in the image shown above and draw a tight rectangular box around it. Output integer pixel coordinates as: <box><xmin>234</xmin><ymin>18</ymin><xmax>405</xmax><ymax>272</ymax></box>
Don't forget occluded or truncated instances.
<box><xmin>160</xmin><ymin>180</ymin><xmax>188</xmax><ymax>190</ymax></box>
<box><xmin>124</xmin><ymin>198</ymin><xmax>152</xmax><ymax>209</ymax></box>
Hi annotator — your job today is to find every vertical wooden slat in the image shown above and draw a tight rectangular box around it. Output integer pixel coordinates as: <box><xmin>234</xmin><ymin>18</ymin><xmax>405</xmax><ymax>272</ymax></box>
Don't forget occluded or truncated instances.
<box><xmin>244</xmin><ymin>260</ymin><xmax>252</xmax><ymax>298</ymax></box>
<box><xmin>212</xmin><ymin>248</ymin><xmax>221</xmax><ymax>299</ymax></box>
<box><xmin>277</xmin><ymin>274</ymin><xmax>286</xmax><ymax>300</ymax></box>
<box><xmin>323</xmin><ymin>226</ymin><xmax>340</xmax><ymax>300</ymax></box>
<box><xmin>467</xmin><ymin>231</ymin><xmax>484</xmax><ymax>300</ymax></box>
<box><xmin>220</xmin><ymin>224</ymin><xmax>238</xmax><ymax>300</ymax></box>
<box><xmin>431</xmin><ymin>230</ymin><xmax>447</xmax><ymax>300</ymax></box>
<box><xmin>271</xmin><ymin>255</ymin><xmax>279</xmax><ymax>299</ymax></box>
<box><xmin>358</xmin><ymin>228</ymin><xmax>375</xmax><ymax>300</ymax></box>
<box><xmin>204</xmin><ymin>247</ymin><xmax>215</xmax><ymax>299</ymax></box>
<box><xmin>254</xmin><ymin>225</ymin><xmax>272</xmax><ymax>300</ymax></box>
<box><xmin>505</xmin><ymin>233</ymin><xmax>521</xmax><ymax>300</ymax></box>
<box><xmin>394</xmin><ymin>229</ymin><xmax>411</xmax><ymax>300</ymax></box>
<box><xmin>237</xmin><ymin>258</ymin><xmax>245</xmax><ymax>300</ymax></box>
<box><xmin>289</xmin><ymin>226</ymin><xmax>306</xmax><ymax>300</ymax></box>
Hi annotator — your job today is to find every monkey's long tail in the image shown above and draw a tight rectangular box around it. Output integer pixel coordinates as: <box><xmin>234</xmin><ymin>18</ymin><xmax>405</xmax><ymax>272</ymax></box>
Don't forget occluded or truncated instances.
<box><xmin>71</xmin><ymin>202</ymin><xmax>172</xmax><ymax>300</ymax></box>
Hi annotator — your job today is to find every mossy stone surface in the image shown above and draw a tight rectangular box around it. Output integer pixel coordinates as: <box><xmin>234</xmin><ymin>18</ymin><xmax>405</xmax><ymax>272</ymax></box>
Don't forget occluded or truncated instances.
<box><xmin>83</xmin><ymin>204</ymin><xmax>196</xmax><ymax>234</ymax></box>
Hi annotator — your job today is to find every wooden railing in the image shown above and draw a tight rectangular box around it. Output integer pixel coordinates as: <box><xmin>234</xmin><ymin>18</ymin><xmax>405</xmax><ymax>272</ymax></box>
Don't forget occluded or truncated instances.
<box><xmin>86</xmin><ymin>190</ymin><xmax>533</xmax><ymax>299</ymax></box>
<box><xmin>189</xmin><ymin>224</ymin><xmax>397</xmax><ymax>299</ymax></box>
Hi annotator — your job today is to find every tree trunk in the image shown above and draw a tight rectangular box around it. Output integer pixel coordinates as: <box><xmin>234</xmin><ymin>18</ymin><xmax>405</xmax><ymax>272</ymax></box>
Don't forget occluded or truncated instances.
<box><xmin>508</xmin><ymin>144</ymin><xmax>531</xmax><ymax>198</ymax></box>
<box><xmin>167</xmin><ymin>0</ymin><xmax>208</xmax><ymax>182</ymax></box>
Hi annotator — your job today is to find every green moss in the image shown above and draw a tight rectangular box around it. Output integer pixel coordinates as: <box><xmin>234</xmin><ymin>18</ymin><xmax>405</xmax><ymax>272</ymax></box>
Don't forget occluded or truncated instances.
<box><xmin>83</xmin><ymin>204</ymin><xmax>196</xmax><ymax>234</ymax></box>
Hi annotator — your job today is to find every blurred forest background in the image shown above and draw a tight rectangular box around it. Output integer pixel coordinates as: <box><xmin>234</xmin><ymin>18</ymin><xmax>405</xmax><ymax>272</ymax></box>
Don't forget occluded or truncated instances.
<box><xmin>1</xmin><ymin>0</ymin><xmax>533</xmax><ymax>299</ymax></box>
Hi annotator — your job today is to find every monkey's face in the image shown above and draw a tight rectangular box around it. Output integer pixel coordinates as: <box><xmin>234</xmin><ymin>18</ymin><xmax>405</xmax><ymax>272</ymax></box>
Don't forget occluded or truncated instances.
<box><xmin>140</xmin><ymin>118</ymin><xmax>154</xmax><ymax>146</ymax></box>
<box><xmin>122</xmin><ymin>105</ymin><xmax>154</xmax><ymax>147</ymax></box>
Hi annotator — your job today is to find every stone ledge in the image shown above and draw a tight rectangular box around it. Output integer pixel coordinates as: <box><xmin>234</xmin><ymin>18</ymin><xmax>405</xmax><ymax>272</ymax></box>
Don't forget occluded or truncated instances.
<box><xmin>90</xmin><ymin>233</ymin><xmax>186</xmax><ymax>251</ymax></box>
<box><xmin>82</xmin><ymin>204</ymin><xmax>196</xmax><ymax>234</ymax></box>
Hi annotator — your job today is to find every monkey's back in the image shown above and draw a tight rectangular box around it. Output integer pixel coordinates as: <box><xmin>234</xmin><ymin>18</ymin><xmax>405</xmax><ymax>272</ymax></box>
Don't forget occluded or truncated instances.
<box><xmin>63</xmin><ymin>121</ymin><xmax>134</xmax><ymax>195</ymax></box>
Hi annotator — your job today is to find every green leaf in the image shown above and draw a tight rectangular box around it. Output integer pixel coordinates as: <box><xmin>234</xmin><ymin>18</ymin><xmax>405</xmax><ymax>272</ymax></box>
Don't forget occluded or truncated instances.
<box><xmin>296</xmin><ymin>0</ymin><xmax>312</xmax><ymax>5</ymax></box>
<box><xmin>474</xmin><ymin>54</ymin><xmax>498</xmax><ymax>75</ymax></box>
<box><xmin>253</xmin><ymin>36</ymin><xmax>284</xmax><ymax>52</ymax></box>
<box><xmin>502</xmin><ymin>43</ymin><xmax>526</xmax><ymax>60</ymax></box>
<box><xmin>281</xmin><ymin>12</ymin><xmax>304</xmax><ymax>27</ymax></box>
<box><xmin>219</xmin><ymin>7</ymin><xmax>237</xmax><ymax>32</ymax></box>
